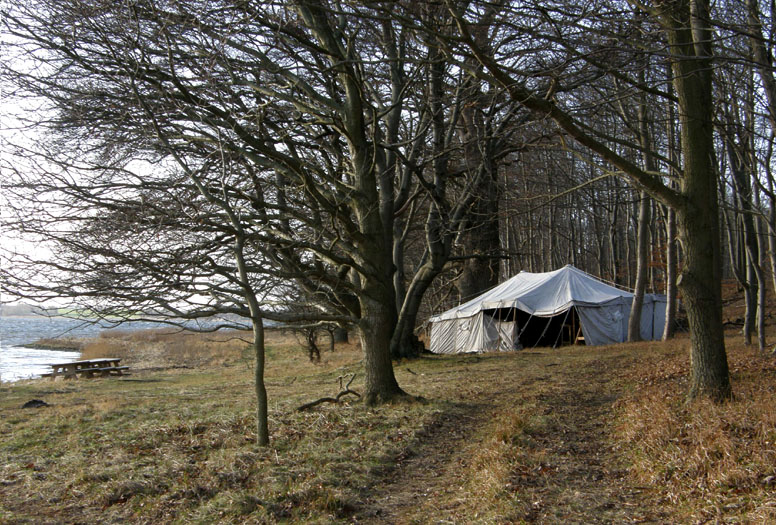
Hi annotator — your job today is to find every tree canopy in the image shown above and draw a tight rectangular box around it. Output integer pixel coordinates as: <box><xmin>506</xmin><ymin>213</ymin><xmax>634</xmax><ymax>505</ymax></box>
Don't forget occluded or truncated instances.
<box><xmin>4</xmin><ymin>0</ymin><xmax>776</xmax><ymax>434</ymax></box>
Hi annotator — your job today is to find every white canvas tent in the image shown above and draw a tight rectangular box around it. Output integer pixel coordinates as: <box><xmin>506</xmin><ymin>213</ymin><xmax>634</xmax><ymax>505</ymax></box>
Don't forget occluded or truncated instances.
<box><xmin>428</xmin><ymin>265</ymin><xmax>667</xmax><ymax>354</ymax></box>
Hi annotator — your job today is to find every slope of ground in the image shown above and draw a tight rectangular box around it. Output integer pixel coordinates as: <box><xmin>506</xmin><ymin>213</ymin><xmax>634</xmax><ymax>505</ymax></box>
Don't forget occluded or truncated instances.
<box><xmin>354</xmin><ymin>347</ymin><xmax>668</xmax><ymax>524</ymax></box>
<box><xmin>1</xmin><ymin>328</ymin><xmax>774</xmax><ymax>523</ymax></box>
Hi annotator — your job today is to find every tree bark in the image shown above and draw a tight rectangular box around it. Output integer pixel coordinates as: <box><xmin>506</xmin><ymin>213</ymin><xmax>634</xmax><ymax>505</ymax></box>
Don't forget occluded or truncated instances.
<box><xmin>296</xmin><ymin>0</ymin><xmax>408</xmax><ymax>402</ymax></box>
<box><xmin>360</xmin><ymin>292</ymin><xmax>406</xmax><ymax>404</ymax></box>
<box><xmin>251</xmin><ymin>318</ymin><xmax>269</xmax><ymax>445</ymax></box>
<box><xmin>766</xmin><ymin>150</ymin><xmax>776</xmax><ymax>295</ymax></box>
<box><xmin>629</xmin><ymin>81</ymin><xmax>656</xmax><ymax>342</ymax></box>
<box><xmin>391</xmin><ymin>265</ymin><xmax>436</xmax><ymax>359</ymax></box>
<box><xmin>234</xmin><ymin>236</ymin><xmax>269</xmax><ymax>445</ymax></box>
<box><xmin>671</xmin><ymin>0</ymin><xmax>730</xmax><ymax>400</ymax></box>
<box><xmin>663</xmin><ymin>203</ymin><xmax>678</xmax><ymax>340</ymax></box>
<box><xmin>628</xmin><ymin>191</ymin><xmax>651</xmax><ymax>341</ymax></box>
<box><xmin>727</xmin><ymin>134</ymin><xmax>760</xmax><ymax>345</ymax></box>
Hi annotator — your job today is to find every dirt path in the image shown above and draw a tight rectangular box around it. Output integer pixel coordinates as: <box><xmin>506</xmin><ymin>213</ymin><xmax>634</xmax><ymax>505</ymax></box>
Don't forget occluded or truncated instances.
<box><xmin>517</xmin><ymin>358</ymin><xmax>667</xmax><ymax>524</ymax></box>
<box><xmin>354</xmin><ymin>350</ymin><xmax>667</xmax><ymax>524</ymax></box>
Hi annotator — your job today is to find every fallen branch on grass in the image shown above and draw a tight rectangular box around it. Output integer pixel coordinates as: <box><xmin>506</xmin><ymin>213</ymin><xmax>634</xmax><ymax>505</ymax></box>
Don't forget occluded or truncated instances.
<box><xmin>297</xmin><ymin>374</ymin><xmax>361</xmax><ymax>411</ymax></box>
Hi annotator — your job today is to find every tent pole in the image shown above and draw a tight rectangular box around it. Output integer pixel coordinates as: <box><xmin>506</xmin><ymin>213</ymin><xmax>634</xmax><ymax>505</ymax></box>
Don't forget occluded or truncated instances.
<box><xmin>534</xmin><ymin>314</ymin><xmax>556</xmax><ymax>349</ymax></box>
<box><xmin>517</xmin><ymin>312</ymin><xmax>532</xmax><ymax>338</ymax></box>
<box><xmin>551</xmin><ymin>308</ymin><xmax>573</xmax><ymax>348</ymax></box>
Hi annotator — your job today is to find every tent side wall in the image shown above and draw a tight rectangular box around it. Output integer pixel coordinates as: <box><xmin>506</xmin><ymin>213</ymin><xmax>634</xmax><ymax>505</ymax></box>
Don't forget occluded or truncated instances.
<box><xmin>577</xmin><ymin>296</ymin><xmax>667</xmax><ymax>346</ymax></box>
<box><xmin>576</xmin><ymin>301</ymin><xmax>630</xmax><ymax>345</ymax></box>
<box><xmin>430</xmin><ymin>311</ymin><xmax>517</xmax><ymax>354</ymax></box>
<box><xmin>642</xmin><ymin>295</ymin><xmax>667</xmax><ymax>340</ymax></box>
<box><xmin>429</xmin><ymin>312</ymin><xmax>493</xmax><ymax>354</ymax></box>
<box><xmin>431</xmin><ymin>296</ymin><xmax>667</xmax><ymax>352</ymax></box>
<box><xmin>455</xmin><ymin>311</ymin><xmax>502</xmax><ymax>353</ymax></box>
<box><xmin>494</xmin><ymin>319</ymin><xmax>518</xmax><ymax>351</ymax></box>
<box><xmin>428</xmin><ymin>267</ymin><xmax>668</xmax><ymax>352</ymax></box>
<box><xmin>429</xmin><ymin>318</ymin><xmax>458</xmax><ymax>354</ymax></box>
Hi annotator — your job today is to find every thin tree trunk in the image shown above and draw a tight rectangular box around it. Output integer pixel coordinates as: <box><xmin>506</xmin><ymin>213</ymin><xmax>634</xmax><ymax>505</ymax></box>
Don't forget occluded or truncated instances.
<box><xmin>726</xmin><ymin>125</ymin><xmax>761</xmax><ymax>345</ymax></box>
<box><xmin>629</xmin><ymin>80</ymin><xmax>656</xmax><ymax>341</ymax></box>
<box><xmin>629</xmin><ymin>191</ymin><xmax>651</xmax><ymax>341</ymax></box>
<box><xmin>234</xmin><ymin>236</ymin><xmax>269</xmax><ymax>446</ymax></box>
<box><xmin>251</xmin><ymin>319</ymin><xmax>269</xmax><ymax>445</ymax></box>
<box><xmin>765</xmin><ymin>141</ymin><xmax>776</xmax><ymax>293</ymax></box>
<box><xmin>663</xmin><ymin>203</ymin><xmax>678</xmax><ymax>340</ymax></box>
<box><xmin>393</xmin><ymin>220</ymin><xmax>407</xmax><ymax>315</ymax></box>
<box><xmin>663</xmin><ymin>60</ymin><xmax>679</xmax><ymax>341</ymax></box>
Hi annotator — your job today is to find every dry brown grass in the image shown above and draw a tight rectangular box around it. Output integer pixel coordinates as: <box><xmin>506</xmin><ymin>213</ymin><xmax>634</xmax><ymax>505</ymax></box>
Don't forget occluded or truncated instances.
<box><xmin>449</xmin><ymin>403</ymin><xmax>550</xmax><ymax>522</ymax></box>
<box><xmin>616</xmin><ymin>331</ymin><xmax>776</xmax><ymax>523</ymax></box>
<box><xmin>80</xmin><ymin>327</ymin><xmax>250</xmax><ymax>367</ymax></box>
<box><xmin>3</xmin><ymin>321</ymin><xmax>776</xmax><ymax>523</ymax></box>
<box><xmin>78</xmin><ymin>327</ymin><xmax>351</xmax><ymax>372</ymax></box>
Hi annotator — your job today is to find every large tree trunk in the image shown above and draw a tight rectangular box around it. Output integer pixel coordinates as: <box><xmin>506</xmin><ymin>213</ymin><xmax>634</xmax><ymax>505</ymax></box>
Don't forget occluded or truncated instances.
<box><xmin>678</xmin><ymin>200</ymin><xmax>731</xmax><ymax>400</ymax></box>
<box><xmin>671</xmin><ymin>0</ymin><xmax>731</xmax><ymax>399</ymax></box>
<box><xmin>298</xmin><ymin>0</ymin><xmax>407</xmax><ymax>405</ymax></box>
<box><xmin>456</xmin><ymin>106</ymin><xmax>501</xmax><ymax>299</ymax></box>
<box><xmin>360</xmin><ymin>293</ymin><xmax>406</xmax><ymax>404</ymax></box>
<box><xmin>456</xmin><ymin>205</ymin><xmax>500</xmax><ymax>300</ymax></box>
<box><xmin>391</xmin><ymin>265</ymin><xmax>435</xmax><ymax>359</ymax></box>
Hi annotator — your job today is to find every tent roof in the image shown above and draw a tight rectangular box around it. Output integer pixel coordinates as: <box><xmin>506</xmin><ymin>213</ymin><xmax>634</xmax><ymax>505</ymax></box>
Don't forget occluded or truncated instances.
<box><xmin>430</xmin><ymin>265</ymin><xmax>638</xmax><ymax>321</ymax></box>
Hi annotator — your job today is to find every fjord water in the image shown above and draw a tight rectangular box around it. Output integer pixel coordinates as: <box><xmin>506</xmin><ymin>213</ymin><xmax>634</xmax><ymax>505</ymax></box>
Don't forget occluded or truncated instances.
<box><xmin>0</xmin><ymin>316</ymin><xmax>109</xmax><ymax>382</ymax></box>
<box><xmin>0</xmin><ymin>316</ymin><xmax>230</xmax><ymax>382</ymax></box>
<box><xmin>0</xmin><ymin>316</ymin><xmax>172</xmax><ymax>382</ymax></box>
<box><xmin>0</xmin><ymin>316</ymin><xmax>94</xmax><ymax>382</ymax></box>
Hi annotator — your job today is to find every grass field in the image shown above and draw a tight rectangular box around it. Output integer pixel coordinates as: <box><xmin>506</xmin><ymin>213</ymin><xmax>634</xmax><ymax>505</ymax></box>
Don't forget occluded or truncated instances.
<box><xmin>1</xmin><ymin>326</ymin><xmax>775</xmax><ymax>523</ymax></box>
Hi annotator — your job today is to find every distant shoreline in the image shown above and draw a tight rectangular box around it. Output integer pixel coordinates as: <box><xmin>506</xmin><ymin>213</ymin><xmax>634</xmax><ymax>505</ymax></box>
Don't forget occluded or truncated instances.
<box><xmin>19</xmin><ymin>341</ymin><xmax>83</xmax><ymax>351</ymax></box>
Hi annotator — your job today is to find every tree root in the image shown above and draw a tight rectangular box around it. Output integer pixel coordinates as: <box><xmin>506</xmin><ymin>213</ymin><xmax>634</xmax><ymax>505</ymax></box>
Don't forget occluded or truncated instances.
<box><xmin>297</xmin><ymin>374</ymin><xmax>361</xmax><ymax>411</ymax></box>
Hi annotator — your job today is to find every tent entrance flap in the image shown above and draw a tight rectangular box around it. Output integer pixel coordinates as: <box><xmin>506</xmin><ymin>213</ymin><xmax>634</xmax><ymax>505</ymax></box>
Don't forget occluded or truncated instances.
<box><xmin>515</xmin><ymin>306</ymin><xmax>584</xmax><ymax>348</ymax></box>
<box><xmin>482</xmin><ymin>308</ymin><xmax>519</xmax><ymax>352</ymax></box>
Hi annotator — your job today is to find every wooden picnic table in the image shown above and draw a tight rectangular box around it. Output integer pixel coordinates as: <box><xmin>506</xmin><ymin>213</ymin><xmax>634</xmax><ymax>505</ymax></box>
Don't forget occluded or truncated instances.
<box><xmin>43</xmin><ymin>358</ymin><xmax>129</xmax><ymax>379</ymax></box>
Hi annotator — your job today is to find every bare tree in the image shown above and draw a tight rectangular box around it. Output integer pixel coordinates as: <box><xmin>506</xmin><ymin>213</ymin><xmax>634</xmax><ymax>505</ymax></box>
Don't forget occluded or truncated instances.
<box><xmin>1</xmin><ymin>0</ymin><xmax>536</xmax><ymax>425</ymax></box>
<box><xmin>1</xmin><ymin>0</ymin><xmax>416</xmax><ymax>435</ymax></box>
<box><xmin>446</xmin><ymin>0</ymin><xmax>731</xmax><ymax>400</ymax></box>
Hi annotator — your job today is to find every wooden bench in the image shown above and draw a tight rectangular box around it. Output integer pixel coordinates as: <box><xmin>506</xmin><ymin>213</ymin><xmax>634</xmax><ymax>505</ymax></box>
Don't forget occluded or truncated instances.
<box><xmin>44</xmin><ymin>358</ymin><xmax>129</xmax><ymax>379</ymax></box>
<box><xmin>77</xmin><ymin>366</ymin><xmax>130</xmax><ymax>378</ymax></box>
